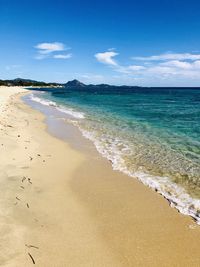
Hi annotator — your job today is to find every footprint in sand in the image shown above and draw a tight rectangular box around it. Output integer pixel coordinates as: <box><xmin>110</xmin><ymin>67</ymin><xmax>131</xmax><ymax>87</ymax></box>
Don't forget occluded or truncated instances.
<box><xmin>25</xmin><ymin>244</ymin><xmax>39</xmax><ymax>249</ymax></box>
<box><xmin>26</xmin><ymin>244</ymin><xmax>39</xmax><ymax>265</ymax></box>
<box><xmin>28</xmin><ymin>252</ymin><xmax>36</xmax><ymax>265</ymax></box>
<box><xmin>28</xmin><ymin>178</ymin><xmax>32</xmax><ymax>184</ymax></box>
<box><xmin>22</xmin><ymin>176</ymin><xmax>26</xmax><ymax>183</ymax></box>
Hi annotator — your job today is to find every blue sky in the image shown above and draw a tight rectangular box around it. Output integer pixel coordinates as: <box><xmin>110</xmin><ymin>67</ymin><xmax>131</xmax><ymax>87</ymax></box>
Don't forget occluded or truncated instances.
<box><xmin>1</xmin><ymin>0</ymin><xmax>200</xmax><ymax>86</ymax></box>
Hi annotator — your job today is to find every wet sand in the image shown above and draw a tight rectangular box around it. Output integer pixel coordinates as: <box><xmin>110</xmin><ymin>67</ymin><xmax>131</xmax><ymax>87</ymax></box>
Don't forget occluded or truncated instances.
<box><xmin>1</xmin><ymin>86</ymin><xmax>200</xmax><ymax>266</ymax></box>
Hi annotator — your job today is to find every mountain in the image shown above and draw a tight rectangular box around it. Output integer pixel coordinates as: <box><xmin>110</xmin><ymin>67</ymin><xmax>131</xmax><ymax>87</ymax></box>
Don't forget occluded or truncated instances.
<box><xmin>65</xmin><ymin>80</ymin><xmax>141</xmax><ymax>89</ymax></box>
<box><xmin>13</xmin><ymin>78</ymin><xmax>45</xmax><ymax>84</ymax></box>
<box><xmin>65</xmin><ymin>79</ymin><xmax>86</xmax><ymax>87</ymax></box>
<box><xmin>0</xmin><ymin>78</ymin><xmax>61</xmax><ymax>87</ymax></box>
<box><xmin>0</xmin><ymin>78</ymin><xmax>141</xmax><ymax>89</ymax></box>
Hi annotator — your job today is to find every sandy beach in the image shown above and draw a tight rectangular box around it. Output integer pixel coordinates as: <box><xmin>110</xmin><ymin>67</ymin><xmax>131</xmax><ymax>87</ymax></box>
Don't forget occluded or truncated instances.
<box><xmin>1</xmin><ymin>86</ymin><xmax>200</xmax><ymax>267</ymax></box>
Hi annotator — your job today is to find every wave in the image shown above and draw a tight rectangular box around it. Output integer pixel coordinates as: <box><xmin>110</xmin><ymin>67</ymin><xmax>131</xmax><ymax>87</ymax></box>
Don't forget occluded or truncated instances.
<box><xmin>28</xmin><ymin>93</ymin><xmax>200</xmax><ymax>224</ymax></box>
<box><xmin>77</xmin><ymin>127</ymin><xmax>200</xmax><ymax>224</ymax></box>
<box><xmin>29</xmin><ymin>94</ymin><xmax>85</xmax><ymax>119</ymax></box>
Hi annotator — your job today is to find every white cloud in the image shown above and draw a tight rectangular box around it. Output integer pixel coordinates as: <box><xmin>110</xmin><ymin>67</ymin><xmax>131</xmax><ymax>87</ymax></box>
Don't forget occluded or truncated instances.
<box><xmin>53</xmin><ymin>53</ymin><xmax>72</xmax><ymax>59</ymax></box>
<box><xmin>35</xmin><ymin>42</ymin><xmax>66</xmax><ymax>54</ymax></box>
<box><xmin>128</xmin><ymin>65</ymin><xmax>146</xmax><ymax>71</ymax></box>
<box><xmin>132</xmin><ymin>52</ymin><xmax>200</xmax><ymax>61</ymax></box>
<box><xmin>95</xmin><ymin>51</ymin><xmax>118</xmax><ymax>66</ymax></box>
<box><xmin>95</xmin><ymin>50</ymin><xmax>200</xmax><ymax>82</ymax></box>
<box><xmin>112</xmin><ymin>65</ymin><xmax>146</xmax><ymax>74</ymax></box>
<box><xmin>95</xmin><ymin>51</ymin><xmax>147</xmax><ymax>74</ymax></box>
<box><xmin>160</xmin><ymin>60</ymin><xmax>192</xmax><ymax>69</ymax></box>
<box><xmin>193</xmin><ymin>60</ymin><xmax>200</xmax><ymax>68</ymax></box>
<box><xmin>34</xmin><ymin>42</ymin><xmax>72</xmax><ymax>60</ymax></box>
<box><xmin>147</xmin><ymin>66</ymin><xmax>177</xmax><ymax>76</ymax></box>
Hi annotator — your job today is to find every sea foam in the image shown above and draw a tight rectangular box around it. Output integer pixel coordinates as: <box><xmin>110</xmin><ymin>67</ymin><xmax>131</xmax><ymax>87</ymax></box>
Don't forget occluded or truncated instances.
<box><xmin>29</xmin><ymin>92</ymin><xmax>200</xmax><ymax>224</ymax></box>
<box><xmin>78</xmin><ymin>127</ymin><xmax>200</xmax><ymax>224</ymax></box>
<box><xmin>30</xmin><ymin>94</ymin><xmax>85</xmax><ymax>119</ymax></box>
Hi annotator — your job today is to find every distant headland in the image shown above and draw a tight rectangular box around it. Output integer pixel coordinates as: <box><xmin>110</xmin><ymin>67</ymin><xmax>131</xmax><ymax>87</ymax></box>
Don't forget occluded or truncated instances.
<box><xmin>0</xmin><ymin>78</ymin><xmax>141</xmax><ymax>89</ymax></box>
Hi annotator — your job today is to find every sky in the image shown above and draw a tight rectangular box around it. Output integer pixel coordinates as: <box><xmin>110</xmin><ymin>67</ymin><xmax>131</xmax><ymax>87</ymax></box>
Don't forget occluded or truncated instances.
<box><xmin>1</xmin><ymin>0</ymin><xmax>200</xmax><ymax>86</ymax></box>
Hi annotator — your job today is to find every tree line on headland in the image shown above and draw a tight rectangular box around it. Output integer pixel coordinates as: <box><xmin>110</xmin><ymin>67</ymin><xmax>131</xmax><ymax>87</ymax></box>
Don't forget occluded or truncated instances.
<box><xmin>0</xmin><ymin>78</ymin><xmax>61</xmax><ymax>87</ymax></box>
<box><xmin>0</xmin><ymin>78</ymin><xmax>142</xmax><ymax>90</ymax></box>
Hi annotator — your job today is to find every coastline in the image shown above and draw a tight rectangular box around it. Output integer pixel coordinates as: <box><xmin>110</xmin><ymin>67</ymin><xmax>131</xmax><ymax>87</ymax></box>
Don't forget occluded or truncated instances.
<box><xmin>1</xmin><ymin>86</ymin><xmax>200</xmax><ymax>266</ymax></box>
<box><xmin>25</xmin><ymin>89</ymin><xmax>200</xmax><ymax>224</ymax></box>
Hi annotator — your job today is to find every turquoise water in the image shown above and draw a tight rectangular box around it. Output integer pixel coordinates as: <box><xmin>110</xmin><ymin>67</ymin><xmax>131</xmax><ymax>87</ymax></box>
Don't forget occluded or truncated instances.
<box><xmin>26</xmin><ymin>86</ymin><xmax>200</xmax><ymax>222</ymax></box>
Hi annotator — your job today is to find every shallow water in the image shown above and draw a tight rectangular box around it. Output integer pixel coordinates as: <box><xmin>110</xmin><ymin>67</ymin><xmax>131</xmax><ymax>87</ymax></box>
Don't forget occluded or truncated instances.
<box><xmin>24</xmin><ymin>86</ymin><xmax>200</xmax><ymax>223</ymax></box>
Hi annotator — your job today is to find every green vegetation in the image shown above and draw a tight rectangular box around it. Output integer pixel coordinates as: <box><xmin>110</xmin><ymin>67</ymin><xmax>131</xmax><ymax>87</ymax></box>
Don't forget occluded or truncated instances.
<box><xmin>0</xmin><ymin>78</ymin><xmax>61</xmax><ymax>87</ymax></box>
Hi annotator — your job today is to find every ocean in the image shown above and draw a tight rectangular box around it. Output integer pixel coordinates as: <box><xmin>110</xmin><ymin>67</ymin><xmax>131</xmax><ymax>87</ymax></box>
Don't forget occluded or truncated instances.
<box><xmin>24</xmin><ymin>86</ymin><xmax>200</xmax><ymax>223</ymax></box>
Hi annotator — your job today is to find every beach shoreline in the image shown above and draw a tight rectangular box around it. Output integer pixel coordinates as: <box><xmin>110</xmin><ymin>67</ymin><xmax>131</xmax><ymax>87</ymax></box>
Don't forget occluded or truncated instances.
<box><xmin>1</xmin><ymin>86</ymin><xmax>200</xmax><ymax>266</ymax></box>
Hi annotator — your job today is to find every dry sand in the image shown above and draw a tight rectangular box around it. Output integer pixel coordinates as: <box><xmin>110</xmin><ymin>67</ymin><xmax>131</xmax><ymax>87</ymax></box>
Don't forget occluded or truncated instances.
<box><xmin>0</xmin><ymin>86</ymin><xmax>200</xmax><ymax>266</ymax></box>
